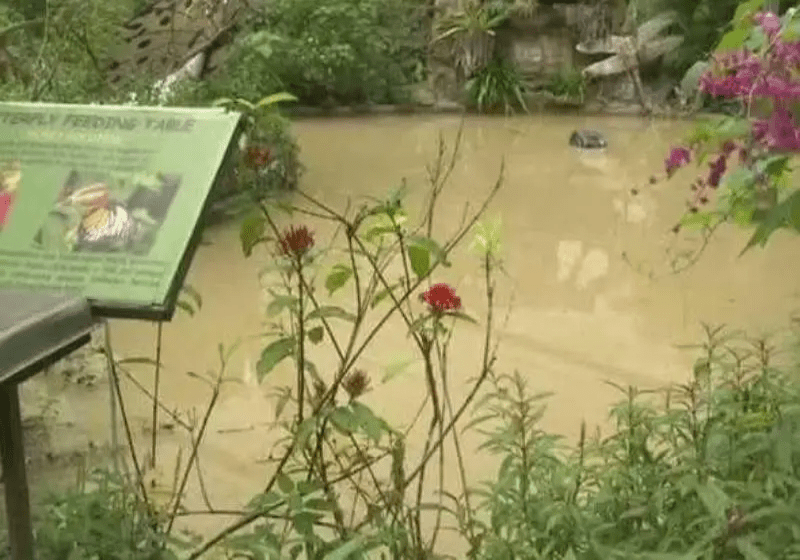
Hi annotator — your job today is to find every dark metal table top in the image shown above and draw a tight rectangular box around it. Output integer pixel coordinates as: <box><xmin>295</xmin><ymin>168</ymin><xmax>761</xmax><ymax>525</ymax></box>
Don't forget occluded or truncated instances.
<box><xmin>0</xmin><ymin>289</ymin><xmax>94</xmax><ymax>387</ymax></box>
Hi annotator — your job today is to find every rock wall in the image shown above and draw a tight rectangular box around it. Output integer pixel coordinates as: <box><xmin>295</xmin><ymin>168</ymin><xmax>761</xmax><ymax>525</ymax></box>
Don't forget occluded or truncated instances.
<box><xmin>496</xmin><ymin>8</ymin><xmax>578</xmax><ymax>87</ymax></box>
<box><xmin>428</xmin><ymin>2</ymin><xmax>596</xmax><ymax>103</ymax></box>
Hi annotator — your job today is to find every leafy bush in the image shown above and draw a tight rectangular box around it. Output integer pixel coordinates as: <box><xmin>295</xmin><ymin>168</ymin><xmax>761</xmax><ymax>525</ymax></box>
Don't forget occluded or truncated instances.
<box><xmin>212</xmin><ymin>0</ymin><xmax>427</xmax><ymax>106</ymax></box>
<box><xmin>0</xmin><ymin>468</ymin><xmax>182</xmax><ymax>560</ymax></box>
<box><xmin>465</xmin><ymin>57</ymin><xmax>528</xmax><ymax>113</ymax></box>
<box><xmin>0</xmin><ymin>0</ymin><xmax>141</xmax><ymax>103</ymax></box>
<box><xmin>467</xmin><ymin>324</ymin><xmax>800</xmax><ymax>559</ymax></box>
<box><xmin>207</xmin><ymin>94</ymin><xmax>304</xmax><ymax>216</ymax></box>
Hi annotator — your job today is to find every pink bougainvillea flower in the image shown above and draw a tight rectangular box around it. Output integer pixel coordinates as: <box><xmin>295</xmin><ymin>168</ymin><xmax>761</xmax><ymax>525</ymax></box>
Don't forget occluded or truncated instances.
<box><xmin>278</xmin><ymin>225</ymin><xmax>314</xmax><ymax>258</ymax></box>
<box><xmin>422</xmin><ymin>283</ymin><xmax>462</xmax><ymax>313</ymax></box>
<box><xmin>752</xmin><ymin>106</ymin><xmax>800</xmax><ymax>152</ymax></box>
<box><xmin>0</xmin><ymin>191</ymin><xmax>15</xmax><ymax>229</ymax></box>
<box><xmin>665</xmin><ymin>146</ymin><xmax>692</xmax><ymax>177</ymax></box>
<box><xmin>707</xmin><ymin>154</ymin><xmax>728</xmax><ymax>188</ymax></box>
<box><xmin>754</xmin><ymin>11</ymin><xmax>782</xmax><ymax>38</ymax></box>
<box><xmin>721</xmin><ymin>140</ymin><xmax>737</xmax><ymax>156</ymax></box>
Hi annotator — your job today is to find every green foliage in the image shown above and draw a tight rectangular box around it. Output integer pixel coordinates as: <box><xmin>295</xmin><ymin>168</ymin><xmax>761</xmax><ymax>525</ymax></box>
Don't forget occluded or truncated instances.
<box><xmin>465</xmin><ymin>324</ymin><xmax>800</xmax><ymax>560</ymax></box>
<box><xmin>541</xmin><ymin>65</ymin><xmax>587</xmax><ymax>103</ymax></box>
<box><xmin>210</xmin><ymin>0</ymin><xmax>427</xmax><ymax>106</ymax></box>
<box><xmin>0</xmin><ymin>468</ymin><xmax>186</xmax><ymax>560</ymax></box>
<box><xmin>0</xmin><ymin>0</ymin><xmax>142</xmax><ymax>103</ymax></box>
<box><xmin>465</xmin><ymin>57</ymin><xmax>529</xmax><ymax>113</ymax></box>
<box><xmin>216</xmin><ymin>128</ymin><xmax>504</xmax><ymax>559</ymax></box>
<box><xmin>652</xmin><ymin>0</ymin><xmax>795</xmax><ymax>79</ymax></box>
<box><xmin>209</xmin><ymin>96</ymin><xmax>304</xmax><ymax>213</ymax></box>
<box><xmin>661</xmin><ymin>5</ymin><xmax>800</xmax><ymax>256</ymax></box>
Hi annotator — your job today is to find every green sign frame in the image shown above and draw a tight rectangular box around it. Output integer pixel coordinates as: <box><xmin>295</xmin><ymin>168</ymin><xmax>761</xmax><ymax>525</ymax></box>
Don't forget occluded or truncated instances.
<box><xmin>0</xmin><ymin>102</ymin><xmax>242</xmax><ymax>321</ymax></box>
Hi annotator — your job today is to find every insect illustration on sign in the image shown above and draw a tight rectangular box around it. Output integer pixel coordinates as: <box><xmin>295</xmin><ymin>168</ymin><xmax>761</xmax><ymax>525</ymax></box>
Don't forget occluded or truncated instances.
<box><xmin>37</xmin><ymin>170</ymin><xmax>183</xmax><ymax>255</ymax></box>
<box><xmin>0</xmin><ymin>160</ymin><xmax>21</xmax><ymax>231</ymax></box>
<box><xmin>56</xmin><ymin>180</ymin><xmax>139</xmax><ymax>251</ymax></box>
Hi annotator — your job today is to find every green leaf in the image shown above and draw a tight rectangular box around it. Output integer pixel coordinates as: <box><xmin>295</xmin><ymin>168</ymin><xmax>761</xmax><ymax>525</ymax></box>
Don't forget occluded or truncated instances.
<box><xmin>276</xmin><ymin>473</ymin><xmax>294</xmax><ymax>494</ymax></box>
<box><xmin>266</xmin><ymin>294</ymin><xmax>298</xmax><ymax>317</ymax></box>
<box><xmin>760</xmin><ymin>155</ymin><xmax>791</xmax><ymax>177</ymax></box>
<box><xmin>246</xmin><ymin>491</ymin><xmax>282</xmax><ymax>512</ymax></box>
<box><xmin>304</xmin><ymin>498</ymin><xmax>334</xmax><ymax>511</ymax></box>
<box><xmin>740</xmin><ymin>190</ymin><xmax>800</xmax><ymax>255</ymax></box>
<box><xmin>295</xmin><ymin>417</ymin><xmax>319</xmax><ymax>449</ymax></box>
<box><xmin>381</xmin><ymin>356</ymin><xmax>416</xmax><ymax>383</ymax></box>
<box><xmin>723</xmin><ymin>167</ymin><xmax>756</xmax><ymax>195</ymax></box>
<box><xmin>329</xmin><ymin>406</ymin><xmax>358</xmax><ymax>435</ymax></box>
<box><xmin>695</xmin><ymin>479</ymin><xmax>731</xmax><ymax>522</ymax></box>
<box><xmin>680</xmin><ymin>211</ymin><xmax>716</xmax><ymax>229</ymax></box>
<box><xmin>470</xmin><ymin>214</ymin><xmax>503</xmax><ymax>256</ymax></box>
<box><xmin>241</xmin><ymin>212</ymin><xmax>267</xmax><ymax>257</ymax></box>
<box><xmin>350</xmin><ymin>401</ymin><xmax>390</xmax><ymax>442</ymax></box>
<box><xmin>323</xmin><ymin>536</ymin><xmax>366</xmax><ymax>560</ymax></box>
<box><xmin>325</xmin><ymin>264</ymin><xmax>353</xmax><ymax>295</ymax></box>
<box><xmin>744</xmin><ymin>27</ymin><xmax>766</xmax><ymax>51</ymax></box>
<box><xmin>306</xmin><ymin>305</ymin><xmax>356</xmax><ymax>323</ymax></box>
<box><xmin>788</xmin><ymin>190</ymin><xmax>800</xmax><ymax>232</ymax></box>
<box><xmin>176</xmin><ymin>299</ymin><xmax>195</xmax><ymax>316</ymax></box>
<box><xmin>292</xmin><ymin>511</ymin><xmax>317</xmax><ymax>536</ymax></box>
<box><xmin>307</xmin><ymin>326</ymin><xmax>324</xmax><ymax>344</ymax></box>
<box><xmin>407</xmin><ymin>243</ymin><xmax>430</xmax><ymax>279</ymax></box>
<box><xmin>717</xmin><ymin>27</ymin><xmax>750</xmax><ymax>51</ymax></box>
<box><xmin>257</xmin><ymin>337</ymin><xmax>295</xmax><ymax>381</ymax></box>
<box><xmin>181</xmin><ymin>283</ymin><xmax>203</xmax><ymax>310</ymax></box>
<box><xmin>735</xmin><ymin>537</ymin><xmax>771</xmax><ymax>560</ymax></box>
<box><xmin>407</xmin><ymin>235</ymin><xmax>449</xmax><ymax>267</ymax></box>
<box><xmin>732</xmin><ymin>0</ymin><xmax>765</xmax><ymax>30</ymax></box>
<box><xmin>449</xmin><ymin>311</ymin><xmax>478</xmax><ymax>324</ymax></box>
<box><xmin>256</xmin><ymin>92</ymin><xmax>298</xmax><ymax>109</ymax></box>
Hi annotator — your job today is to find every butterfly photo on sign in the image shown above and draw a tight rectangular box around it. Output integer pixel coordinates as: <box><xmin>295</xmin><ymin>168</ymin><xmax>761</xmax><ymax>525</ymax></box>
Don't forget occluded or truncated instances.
<box><xmin>33</xmin><ymin>169</ymin><xmax>182</xmax><ymax>255</ymax></box>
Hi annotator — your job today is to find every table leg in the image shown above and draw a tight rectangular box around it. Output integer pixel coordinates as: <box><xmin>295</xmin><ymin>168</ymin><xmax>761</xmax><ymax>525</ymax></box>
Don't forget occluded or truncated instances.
<box><xmin>0</xmin><ymin>383</ymin><xmax>35</xmax><ymax>560</ymax></box>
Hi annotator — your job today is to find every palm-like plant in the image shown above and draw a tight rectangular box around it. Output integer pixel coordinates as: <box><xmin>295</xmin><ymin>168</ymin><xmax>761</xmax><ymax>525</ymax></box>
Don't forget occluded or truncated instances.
<box><xmin>433</xmin><ymin>0</ymin><xmax>515</xmax><ymax>80</ymax></box>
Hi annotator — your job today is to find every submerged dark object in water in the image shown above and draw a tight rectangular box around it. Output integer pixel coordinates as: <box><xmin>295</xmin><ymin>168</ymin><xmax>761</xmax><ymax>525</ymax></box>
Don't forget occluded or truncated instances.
<box><xmin>569</xmin><ymin>130</ymin><xmax>608</xmax><ymax>149</ymax></box>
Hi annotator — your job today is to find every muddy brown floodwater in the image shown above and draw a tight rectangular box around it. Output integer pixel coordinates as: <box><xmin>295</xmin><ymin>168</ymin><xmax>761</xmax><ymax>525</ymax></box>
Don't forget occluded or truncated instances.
<box><xmin>15</xmin><ymin>114</ymin><xmax>800</xmax><ymax>555</ymax></box>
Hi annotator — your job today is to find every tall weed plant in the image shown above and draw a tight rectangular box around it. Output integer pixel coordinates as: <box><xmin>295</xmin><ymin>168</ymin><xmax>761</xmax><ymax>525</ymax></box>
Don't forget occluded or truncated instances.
<box><xmin>467</xmin><ymin>324</ymin><xmax>800</xmax><ymax>560</ymax></box>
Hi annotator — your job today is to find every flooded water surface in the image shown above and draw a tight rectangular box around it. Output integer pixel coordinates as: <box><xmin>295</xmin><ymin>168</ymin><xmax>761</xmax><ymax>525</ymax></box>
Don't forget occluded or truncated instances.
<box><xmin>19</xmin><ymin>114</ymin><xmax>800</xmax><ymax>550</ymax></box>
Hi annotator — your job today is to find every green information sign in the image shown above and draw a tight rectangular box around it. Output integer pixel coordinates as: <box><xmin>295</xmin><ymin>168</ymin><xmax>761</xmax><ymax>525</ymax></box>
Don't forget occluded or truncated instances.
<box><xmin>0</xmin><ymin>102</ymin><xmax>242</xmax><ymax>320</ymax></box>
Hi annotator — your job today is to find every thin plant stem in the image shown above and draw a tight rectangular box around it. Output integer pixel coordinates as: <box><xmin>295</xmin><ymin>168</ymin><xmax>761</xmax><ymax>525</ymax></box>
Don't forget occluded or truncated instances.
<box><xmin>107</xmin><ymin>324</ymin><xmax>150</xmax><ymax>509</ymax></box>
<box><xmin>296</xmin><ymin>265</ymin><xmax>306</xmax><ymax>424</ymax></box>
<box><xmin>103</xmin><ymin>321</ymin><xmax>120</xmax><ymax>475</ymax></box>
<box><xmin>151</xmin><ymin>320</ymin><xmax>163</xmax><ymax>469</ymax></box>
<box><xmin>166</xmin><ymin>353</ymin><xmax>227</xmax><ymax>534</ymax></box>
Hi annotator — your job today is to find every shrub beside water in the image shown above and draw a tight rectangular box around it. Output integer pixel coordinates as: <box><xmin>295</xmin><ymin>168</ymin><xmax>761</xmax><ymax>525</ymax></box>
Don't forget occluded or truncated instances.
<box><xmin>469</xmin><ymin>325</ymin><xmax>800</xmax><ymax>559</ymax></box>
<box><xmin>12</xmin><ymin>324</ymin><xmax>800</xmax><ymax>560</ymax></box>
<box><xmin>208</xmin><ymin>0</ymin><xmax>426</xmax><ymax>106</ymax></box>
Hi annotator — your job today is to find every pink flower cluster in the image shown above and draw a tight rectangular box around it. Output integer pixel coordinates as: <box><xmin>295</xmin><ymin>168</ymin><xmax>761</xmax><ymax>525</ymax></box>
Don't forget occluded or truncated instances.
<box><xmin>752</xmin><ymin>106</ymin><xmax>800</xmax><ymax>151</ymax></box>
<box><xmin>700</xmin><ymin>12</ymin><xmax>800</xmax><ymax>104</ymax></box>
<box><xmin>663</xmin><ymin>10</ymin><xmax>800</xmax><ymax>217</ymax></box>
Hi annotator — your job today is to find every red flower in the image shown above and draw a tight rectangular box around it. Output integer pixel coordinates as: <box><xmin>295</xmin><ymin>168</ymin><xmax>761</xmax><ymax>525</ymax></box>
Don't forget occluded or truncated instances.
<box><xmin>0</xmin><ymin>191</ymin><xmax>15</xmax><ymax>229</ymax></box>
<box><xmin>278</xmin><ymin>225</ymin><xmax>314</xmax><ymax>257</ymax></box>
<box><xmin>244</xmin><ymin>145</ymin><xmax>272</xmax><ymax>169</ymax></box>
<box><xmin>422</xmin><ymin>283</ymin><xmax>461</xmax><ymax>313</ymax></box>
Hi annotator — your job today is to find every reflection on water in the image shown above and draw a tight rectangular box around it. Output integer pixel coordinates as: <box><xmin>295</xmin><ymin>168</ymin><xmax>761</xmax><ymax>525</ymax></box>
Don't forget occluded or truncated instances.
<box><xmin>21</xmin><ymin>114</ymin><xmax>800</xmax><ymax>546</ymax></box>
